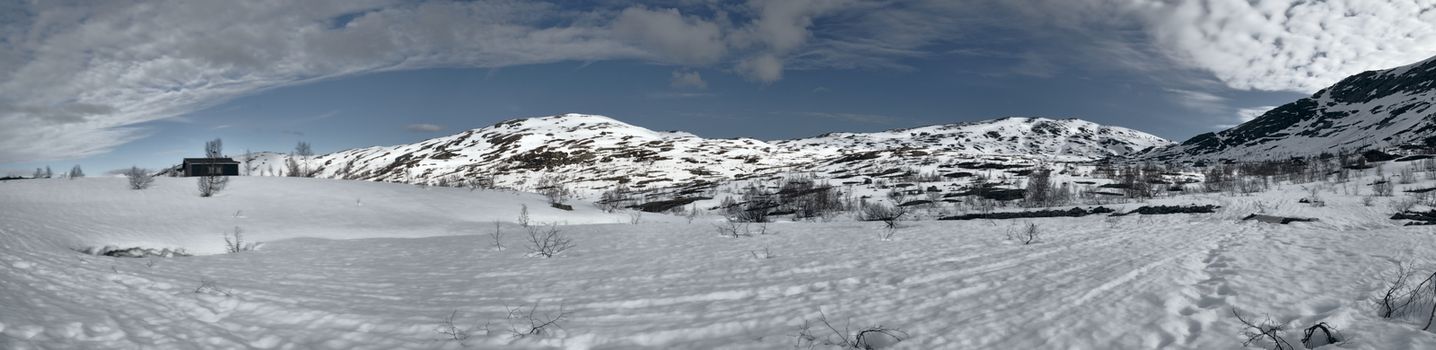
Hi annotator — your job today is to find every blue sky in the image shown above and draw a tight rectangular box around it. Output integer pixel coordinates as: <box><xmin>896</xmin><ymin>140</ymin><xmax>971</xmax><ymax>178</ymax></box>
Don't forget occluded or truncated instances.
<box><xmin>1</xmin><ymin>0</ymin><xmax>1434</xmax><ymax>175</ymax></box>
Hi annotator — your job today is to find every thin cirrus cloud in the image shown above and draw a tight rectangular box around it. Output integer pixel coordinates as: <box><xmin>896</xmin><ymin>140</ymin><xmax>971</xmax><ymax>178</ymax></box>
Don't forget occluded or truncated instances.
<box><xmin>404</xmin><ymin>123</ymin><xmax>445</xmax><ymax>132</ymax></box>
<box><xmin>0</xmin><ymin>0</ymin><xmax>1433</xmax><ymax>164</ymax></box>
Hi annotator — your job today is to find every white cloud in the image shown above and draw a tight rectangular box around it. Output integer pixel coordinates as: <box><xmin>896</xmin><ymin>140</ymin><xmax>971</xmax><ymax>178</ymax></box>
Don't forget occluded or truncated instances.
<box><xmin>7</xmin><ymin>0</ymin><xmax>1431</xmax><ymax>162</ymax></box>
<box><xmin>404</xmin><ymin>123</ymin><xmax>444</xmax><ymax>132</ymax></box>
<box><xmin>0</xmin><ymin>0</ymin><xmax>970</xmax><ymax>163</ymax></box>
<box><xmin>798</xmin><ymin>111</ymin><xmax>905</xmax><ymax>125</ymax></box>
<box><xmin>737</xmin><ymin>54</ymin><xmax>784</xmax><ymax>82</ymax></box>
<box><xmin>1215</xmin><ymin>105</ymin><xmax>1277</xmax><ymax>129</ymax></box>
<box><xmin>669</xmin><ymin>70</ymin><xmax>707</xmax><ymax>89</ymax></box>
<box><xmin>1128</xmin><ymin>0</ymin><xmax>1436</xmax><ymax>92</ymax></box>
<box><xmin>612</xmin><ymin>7</ymin><xmax>726</xmax><ymax>66</ymax></box>
<box><xmin>1236</xmin><ymin>106</ymin><xmax>1275</xmax><ymax>123</ymax></box>
<box><xmin>1164</xmin><ymin>88</ymin><xmax>1228</xmax><ymax>113</ymax></box>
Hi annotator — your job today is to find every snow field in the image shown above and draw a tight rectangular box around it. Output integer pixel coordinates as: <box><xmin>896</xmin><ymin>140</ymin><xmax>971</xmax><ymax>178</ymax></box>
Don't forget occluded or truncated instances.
<box><xmin>3</xmin><ymin>164</ymin><xmax>1436</xmax><ymax>348</ymax></box>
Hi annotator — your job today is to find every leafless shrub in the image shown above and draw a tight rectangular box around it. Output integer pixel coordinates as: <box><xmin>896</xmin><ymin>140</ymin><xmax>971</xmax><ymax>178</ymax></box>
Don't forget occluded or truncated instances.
<box><xmin>629</xmin><ymin>212</ymin><xmax>643</xmax><ymax>225</ymax></box>
<box><xmin>223</xmin><ymin>226</ymin><xmax>259</xmax><ymax>253</ymax></box>
<box><xmin>490</xmin><ymin>221</ymin><xmax>505</xmax><ymax>251</ymax></box>
<box><xmin>1391</xmin><ymin>197</ymin><xmax>1420</xmax><ymax>213</ymax></box>
<box><xmin>194</xmin><ymin>278</ymin><xmax>233</xmax><ymax>297</ymax></box>
<box><xmin>860</xmin><ymin>202</ymin><xmax>906</xmax><ymax>228</ymax></box>
<box><xmin>124</xmin><ymin>166</ymin><xmax>154</xmax><ymax>190</ymax></box>
<box><xmin>1013</xmin><ymin>222</ymin><xmax>1040</xmax><ymax>245</ymax></box>
<box><xmin>1380</xmin><ymin>264</ymin><xmax>1412</xmax><ymax>319</ymax></box>
<box><xmin>1302</xmin><ymin>186</ymin><xmax>1324</xmax><ymax>207</ymax></box>
<box><xmin>1232</xmin><ymin>309</ymin><xmax>1293</xmax><ymax>350</ymax></box>
<box><xmin>599</xmin><ymin>184</ymin><xmax>629</xmax><ymax>212</ymax></box>
<box><xmin>1400</xmin><ymin>166</ymin><xmax>1418</xmax><ymax>184</ymax></box>
<box><xmin>796</xmin><ymin>310</ymin><xmax>908</xmax><ymax>349</ymax></box>
<box><xmin>1300</xmin><ymin>322</ymin><xmax>1342</xmax><ymax>348</ymax></box>
<box><xmin>877</xmin><ymin>224</ymin><xmax>898</xmax><ymax>242</ymax></box>
<box><xmin>526</xmin><ymin>224</ymin><xmax>573</xmax><ymax>258</ymax></box>
<box><xmin>518</xmin><ymin>204</ymin><xmax>530</xmax><ymax>227</ymax></box>
<box><xmin>197</xmin><ymin>174</ymin><xmax>227</xmax><ymax>197</ymax></box>
<box><xmin>1377</xmin><ymin>266</ymin><xmax>1436</xmax><ymax>330</ymax></box>
<box><xmin>685</xmin><ymin>205</ymin><xmax>700</xmax><ymax>224</ymax></box>
<box><xmin>1374</xmin><ymin>178</ymin><xmax>1395</xmax><ymax>197</ymax></box>
<box><xmin>286</xmin><ymin>141</ymin><xmax>315</xmax><ymax>177</ymax></box>
<box><xmin>505</xmin><ymin>301</ymin><xmax>570</xmax><ymax>338</ymax></box>
<box><xmin>437</xmin><ymin>310</ymin><xmax>476</xmax><ymax>345</ymax></box>
<box><xmin>715</xmin><ymin>219</ymin><xmax>751</xmax><ymax>238</ymax></box>
<box><xmin>535</xmin><ymin>173</ymin><xmax>571</xmax><ymax>206</ymax></box>
<box><xmin>1362</xmin><ymin>195</ymin><xmax>1375</xmax><ymax>207</ymax></box>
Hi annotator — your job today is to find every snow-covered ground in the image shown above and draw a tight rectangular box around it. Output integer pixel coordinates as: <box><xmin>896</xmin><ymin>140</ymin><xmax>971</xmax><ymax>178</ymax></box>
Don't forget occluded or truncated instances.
<box><xmin>4</xmin><ymin>174</ymin><xmax>1436</xmax><ymax>349</ymax></box>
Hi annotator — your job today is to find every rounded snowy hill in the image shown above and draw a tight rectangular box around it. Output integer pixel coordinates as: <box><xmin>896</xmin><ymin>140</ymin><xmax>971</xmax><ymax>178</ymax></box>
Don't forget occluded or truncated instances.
<box><xmin>247</xmin><ymin>114</ymin><xmax>1170</xmax><ymax>194</ymax></box>
<box><xmin>774</xmin><ymin>117</ymin><xmax>1170</xmax><ymax>160</ymax></box>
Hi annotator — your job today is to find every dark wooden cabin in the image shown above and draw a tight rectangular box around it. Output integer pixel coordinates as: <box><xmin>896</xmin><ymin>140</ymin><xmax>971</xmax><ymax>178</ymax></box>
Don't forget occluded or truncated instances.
<box><xmin>181</xmin><ymin>158</ymin><xmax>240</xmax><ymax>177</ymax></box>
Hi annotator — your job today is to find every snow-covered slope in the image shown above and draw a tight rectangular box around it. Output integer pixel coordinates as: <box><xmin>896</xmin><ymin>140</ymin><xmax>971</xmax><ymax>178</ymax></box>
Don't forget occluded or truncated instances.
<box><xmin>6</xmin><ymin>165</ymin><xmax>1436</xmax><ymax>348</ymax></box>
<box><xmin>777</xmin><ymin>117</ymin><xmax>1168</xmax><ymax>159</ymax></box>
<box><xmin>0</xmin><ymin>177</ymin><xmax>637</xmax><ymax>255</ymax></box>
<box><xmin>245</xmin><ymin>114</ymin><xmax>1168</xmax><ymax>195</ymax></box>
<box><xmin>1147</xmin><ymin>55</ymin><xmax>1436</xmax><ymax>161</ymax></box>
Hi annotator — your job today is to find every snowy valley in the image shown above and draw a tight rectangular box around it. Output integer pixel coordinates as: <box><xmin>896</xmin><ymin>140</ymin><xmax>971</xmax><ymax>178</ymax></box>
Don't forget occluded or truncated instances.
<box><xmin>8</xmin><ymin>27</ymin><xmax>1436</xmax><ymax>350</ymax></box>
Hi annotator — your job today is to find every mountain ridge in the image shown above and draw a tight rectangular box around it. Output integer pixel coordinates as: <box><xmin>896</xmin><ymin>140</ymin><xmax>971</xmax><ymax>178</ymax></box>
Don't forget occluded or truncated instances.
<box><xmin>239</xmin><ymin>113</ymin><xmax>1170</xmax><ymax>194</ymax></box>
<box><xmin>1145</xmin><ymin>54</ymin><xmax>1436</xmax><ymax>161</ymax></box>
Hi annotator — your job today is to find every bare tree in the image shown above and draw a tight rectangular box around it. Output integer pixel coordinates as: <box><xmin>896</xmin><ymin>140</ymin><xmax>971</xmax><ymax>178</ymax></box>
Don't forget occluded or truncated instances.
<box><xmin>1021</xmin><ymin>222</ymin><xmax>1040</xmax><ymax>245</ymax></box>
<box><xmin>517</xmin><ymin>204</ymin><xmax>530</xmax><ymax>227</ymax></box>
<box><xmin>32</xmin><ymin>167</ymin><xmax>43</xmax><ymax>179</ymax></box>
<box><xmin>198</xmin><ymin>139</ymin><xmax>229</xmax><ymax>197</ymax></box>
<box><xmin>490</xmin><ymin>221</ymin><xmax>505</xmax><ymax>251</ymax></box>
<box><xmin>205</xmin><ymin>138</ymin><xmax>223</xmax><ymax>157</ymax></box>
<box><xmin>860</xmin><ymin>202</ymin><xmax>906</xmax><ymax>229</ymax></box>
<box><xmin>67</xmin><ymin>165</ymin><xmax>84</xmax><ymax>179</ymax></box>
<box><xmin>535</xmin><ymin>173</ymin><xmax>571</xmax><ymax>207</ymax></box>
<box><xmin>223</xmin><ymin>226</ymin><xmax>258</xmax><ymax>253</ymax></box>
<box><xmin>241</xmin><ymin>148</ymin><xmax>255</xmax><ymax>176</ymax></box>
<box><xmin>505</xmin><ymin>301</ymin><xmax>570</xmax><ymax>338</ymax></box>
<box><xmin>796</xmin><ymin>310</ymin><xmax>909</xmax><ymax>349</ymax></box>
<box><xmin>124</xmin><ymin>166</ymin><xmax>154</xmax><ymax>190</ymax></box>
<box><xmin>285</xmin><ymin>141</ymin><xmax>315</xmax><ymax>177</ymax></box>
<box><xmin>44</xmin><ymin>166</ymin><xmax>52</xmax><ymax>178</ymax></box>
<box><xmin>526</xmin><ymin>224</ymin><xmax>573</xmax><ymax>258</ymax></box>
<box><xmin>436</xmin><ymin>310</ymin><xmax>474</xmax><ymax>345</ymax></box>
<box><xmin>1233</xmin><ymin>309</ymin><xmax>1293</xmax><ymax>350</ymax></box>
<box><xmin>295</xmin><ymin>141</ymin><xmax>312</xmax><ymax>157</ymax></box>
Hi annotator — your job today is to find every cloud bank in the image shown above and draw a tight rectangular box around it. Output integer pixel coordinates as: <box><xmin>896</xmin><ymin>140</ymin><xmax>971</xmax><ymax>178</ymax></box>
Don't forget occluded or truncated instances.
<box><xmin>0</xmin><ymin>0</ymin><xmax>1432</xmax><ymax>163</ymax></box>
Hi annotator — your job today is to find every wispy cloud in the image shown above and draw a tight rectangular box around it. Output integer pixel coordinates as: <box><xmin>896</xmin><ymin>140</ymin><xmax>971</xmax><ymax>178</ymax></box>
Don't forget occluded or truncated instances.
<box><xmin>1216</xmin><ymin>105</ymin><xmax>1277</xmax><ymax>129</ymax></box>
<box><xmin>0</xmin><ymin>0</ymin><xmax>1019</xmax><ymax>163</ymax></box>
<box><xmin>669</xmin><ymin>70</ymin><xmax>707</xmax><ymax>89</ymax></box>
<box><xmin>646</xmin><ymin>92</ymin><xmax>716</xmax><ymax>99</ymax></box>
<box><xmin>1164</xmin><ymin>88</ymin><xmax>1228</xmax><ymax>113</ymax></box>
<box><xmin>404</xmin><ymin>123</ymin><xmax>444</xmax><ymax>132</ymax></box>
<box><xmin>797</xmin><ymin>112</ymin><xmax>907</xmax><ymax>125</ymax></box>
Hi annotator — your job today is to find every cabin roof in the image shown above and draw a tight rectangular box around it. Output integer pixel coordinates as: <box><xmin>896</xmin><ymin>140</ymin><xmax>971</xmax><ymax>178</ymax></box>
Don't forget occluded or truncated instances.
<box><xmin>182</xmin><ymin>157</ymin><xmax>239</xmax><ymax>164</ymax></box>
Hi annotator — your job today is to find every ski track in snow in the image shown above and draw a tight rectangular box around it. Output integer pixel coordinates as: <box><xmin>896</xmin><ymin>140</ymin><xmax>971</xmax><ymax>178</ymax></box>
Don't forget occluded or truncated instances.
<box><xmin>4</xmin><ymin>176</ymin><xmax>1436</xmax><ymax>349</ymax></box>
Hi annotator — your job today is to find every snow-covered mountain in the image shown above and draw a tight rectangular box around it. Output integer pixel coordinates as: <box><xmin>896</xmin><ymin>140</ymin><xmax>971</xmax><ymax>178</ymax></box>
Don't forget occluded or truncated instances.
<box><xmin>242</xmin><ymin>114</ymin><xmax>1169</xmax><ymax>194</ymax></box>
<box><xmin>1146</xmin><ymin>55</ymin><xmax>1436</xmax><ymax>161</ymax></box>
<box><xmin>777</xmin><ymin>117</ymin><xmax>1168</xmax><ymax>159</ymax></box>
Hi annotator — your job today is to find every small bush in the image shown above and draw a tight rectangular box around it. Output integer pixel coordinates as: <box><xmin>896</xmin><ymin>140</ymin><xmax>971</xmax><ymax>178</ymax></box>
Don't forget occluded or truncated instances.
<box><xmin>1007</xmin><ymin>222</ymin><xmax>1040</xmax><ymax>245</ymax></box>
<box><xmin>223</xmin><ymin>226</ymin><xmax>260</xmax><ymax>253</ymax></box>
<box><xmin>194</xmin><ymin>278</ymin><xmax>233</xmax><ymax>297</ymax></box>
<box><xmin>795</xmin><ymin>310</ymin><xmax>908</xmax><ymax>349</ymax></box>
<box><xmin>489</xmin><ymin>221</ymin><xmax>505</xmax><ymax>251</ymax></box>
<box><xmin>505</xmin><ymin>301</ymin><xmax>570</xmax><ymax>338</ymax></box>
<box><xmin>526</xmin><ymin>225</ymin><xmax>573</xmax><ymax>258</ymax></box>
<box><xmin>1233</xmin><ymin>309</ymin><xmax>1292</xmax><ymax>350</ymax></box>
<box><xmin>860</xmin><ymin>202</ymin><xmax>906</xmax><ymax>227</ymax></box>
<box><xmin>124</xmin><ymin>166</ymin><xmax>154</xmax><ymax>190</ymax></box>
